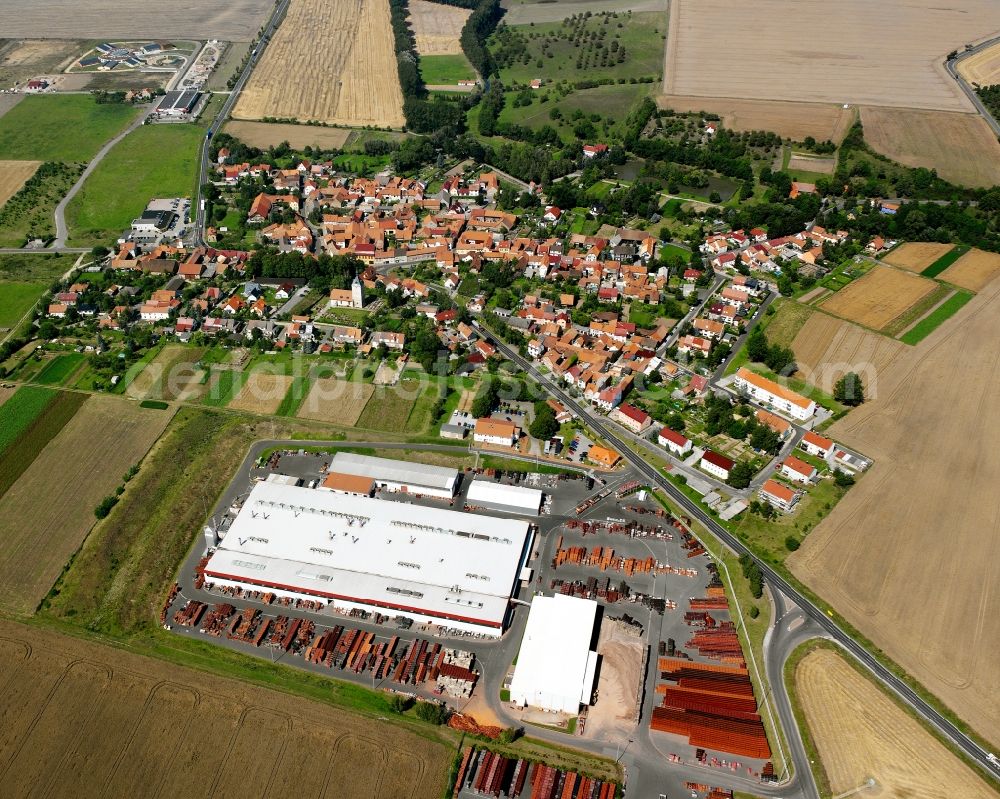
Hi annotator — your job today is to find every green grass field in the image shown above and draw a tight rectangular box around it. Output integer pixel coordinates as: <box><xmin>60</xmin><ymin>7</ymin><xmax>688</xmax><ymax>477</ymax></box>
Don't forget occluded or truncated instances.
<box><xmin>0</xmin><ymin>282</ymin><xmax>46</xmax><ymax>328</ymax></box>
<box><xmin>420</xmin><ymin>54</ymin><xmax>476</xmax><ymax>84</ymax></box>
<box><xmin>0</xmin><ymin>389</ymin><xmax>86</xmax><ymax>500</ymax></box>
<box><xmin>900</xmin><ymin>290</ymin><xmax>973</xmax><ymax>345</ymax></box>
<box><xmin>356</xmin><ymin>388</ymin><xmax>416</xmax><ymax>431</ymax></box>
<box><xmin>0</xmin><ymin>95</ymin><xmax>138</xmax><ymax>161</ymax></box>
<box><xmin>0</xmin><ymin>386</ymin><xmax>57</xmax><ymax>453</ymax></box>
<box><xmin>921</xmin><ymin>245</ymin><xmax>968</xmax><ymax>278</ymax></box>
<box><xmin>34</xmin><ymin>353</ymin><xmax>86</xmax><ymax>386</ymax></box>
<box><xmin>0</xmin><ymin>252</ymin><xmax>76</xmax><ymax>283</ymax></box>
<box><xmin>66</xmin><ymin>123</ymin><xmax>203</xmax><ymax>246</ymax></box>
<box><xmin>500</xmin><ymin>82</ymin><xmax>653</xmax><ymax>142</ymax></box>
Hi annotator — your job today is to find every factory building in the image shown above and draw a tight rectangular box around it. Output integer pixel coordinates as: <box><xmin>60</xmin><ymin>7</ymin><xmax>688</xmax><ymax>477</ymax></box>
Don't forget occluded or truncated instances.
<box><xmin>508</xmin><ymin>594</ymin><xmax>599</xmax><ymax>713</ymax></box>
<box><xmin>203</xmin><ymin>482</ymin><xmax>532</xmax><ymax>636</ymax></box>
<box><xmin>466</xmin><ymin>480</ymin><xmax>543</xmax><ymax>517</ymax></box>
<box><xmin>329</xmin><ymin>451</ymin><xmax>459</xmax><ymax>499</ymax></box>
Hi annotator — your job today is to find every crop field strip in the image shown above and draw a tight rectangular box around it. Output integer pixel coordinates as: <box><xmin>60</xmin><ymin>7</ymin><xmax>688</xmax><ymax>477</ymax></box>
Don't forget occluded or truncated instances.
<box><xmin>33</xmin><ymin>352</ymin><xmax>86</xmax><ymax>386</ymax></box>
<box><xmin>0</xmin><ymin>160</ymin><xmax>40</xmax><ymax>208</ymax></box>
<box><xmin>790</xmin><ymin>276</ymin><xmax>1000</xmax><ymax>742</ymax></box>
<box><xmin>882</xmin><ymin>241</ymin><xmax>954</xmax><ymax>272</ymax></box>
<box><xmin>297</xmin><ymin>377</ymin><xmax>374</xmax><ymax>425</ymax></box>
<box><xmin>0</xmin><ymin>394</ymin><xmax>175</xmax><ymax>614</ymax></box>
<box><xmin>0</xmin><ymin>0</ymin><xmax>274</xmax><ymax>39</ymax></box>
<box><xmin>938</xmin><ymin>248</ymin><xmax>1000</xmax><ymax>292</ymax></box>
<box><xmin>795</xmin><ymin>648</ymin><xmax>996</xmax><ymax>799</ymax></box>
<box><xmin>409</xmin><ymin>0</ymin><xmax>471</xmax><ymax>56</ymax></box>
<box><xmin>234</xmin><ymin>0</ymin><xmax>405</xmax><ymax>128</ymax></box>
<box><xmin>224</xmin><ymin>121</ymin><xmax>352</xmax><ymax>150</ymax></box>
<box><xmin>819</xmin><ymin>264</ymin><xmax>938</xmax><ymax>332</ymax></box>
<box><xmin>228</xmin><ymin>373</ymin><xmax>295</xmax><ymax>415</ymax></box>
<box><xmin>899</xmin><ymin>291</ymin><xmax>974</xmax><ymax>346</ymax></box>
<box><xmin>0</xmin><ymin>619</ymin><xmax>449</xmax><ymax>798</ymax></box>
<box><xmin>663</xmin><ymin>0</ymin><xmax>1000</xmax><ymax>112</ymax></box>
<box><xmin>127</xmin><ymin>345</ymin><xmax>207</xmax><ymax>403</ymax></box>
<box><xmin>958</xmin><ymin>41</ymin><xmax>1000</xmax><ymax>85</ymax></box>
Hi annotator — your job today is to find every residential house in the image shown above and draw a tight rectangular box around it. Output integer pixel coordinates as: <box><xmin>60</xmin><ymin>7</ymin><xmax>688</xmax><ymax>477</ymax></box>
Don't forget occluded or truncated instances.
<box><xmin>699</xmin><ymin>450</ymin><xmax>734</xmax><ymax>481</ymax></box>
<box><xmin>781</xmin><ymin>455</ymin><xmax>817</xmax><ymax>484</ymax></box>
<box><xmin>473</xmin><ymin>418</ymin><xmax>520</xmax><ymax>447</ymax></box>
<box><xmin>657</xmin><ymin>427</ymin><xmax>692</xmax><ymax>457</ymax></box>
<box><xmin>760</xmin><ymin>479</ymin><xmax>798</xmax><ymax>512</ymax></box>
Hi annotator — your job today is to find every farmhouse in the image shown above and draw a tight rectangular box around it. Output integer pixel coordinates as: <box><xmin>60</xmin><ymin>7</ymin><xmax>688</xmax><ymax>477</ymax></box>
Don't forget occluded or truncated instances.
<box><xmin>759</xmin><ymin>479</ymin><xmax>798</xmax><ymax>513</ymax></box>
<box><xmin>780</xmin><ymin>455</ymin><xmax>817</xmax><ymax>484</ymax></box>
<box><xmin>700</xmin><ymin>450</ymin><xmax>734</xmax><ymax>481</ymax></box>
<box><xmin>801</xmin><ymin>431</ymin><xmax>835</xmax><ymax>458</ymax></box>
<box><xmin>329</xmin><ymin>451</ymin><xmax>458</xmax><ymax>499</ymax></box>
<box><xmin>657</xmin><ymin>427</ymin><xmax>692</xmax><ymax>456</ymax></box>
<box><xmin>508</xmin><ymin>594</ymin><xmax>598</xmax><ymax>713</ymax></box>
<box><xmin>473</xmin><ymin>418</ymin><xmax>520</xmax><ymax>447</ymax></box>
<box><xmin>466</xmin><ymin>480</ymin><xmax>543</xmax><ymax>517</ymax></box>
<box><xmin>203</xmin><ymin>482</ymin><xmax>531</xmax><ymax>636</ymax></box>
<box><xmin>733</xmin><ymin>367</ymin><xmax>816</xmax><ymax>421</ymax></box>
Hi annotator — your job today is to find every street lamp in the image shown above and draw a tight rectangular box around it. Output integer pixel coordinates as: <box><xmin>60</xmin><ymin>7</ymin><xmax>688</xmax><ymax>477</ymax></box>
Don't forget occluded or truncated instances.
<box><xmin>615</xmin><ymin>737</ymin><xmax>633</xmax><ymax>764</ymax></box>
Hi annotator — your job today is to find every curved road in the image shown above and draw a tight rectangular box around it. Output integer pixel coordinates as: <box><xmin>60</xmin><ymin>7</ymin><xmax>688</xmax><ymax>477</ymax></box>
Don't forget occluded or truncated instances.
<box><xmin>947</xmin><ymin>36</ymin><xmax>1000</xmax><ymax>136</ymax></box>
<box><xmin>51</xmin><ymin>103</ymin><xmax>156</xmax><ymax>248</ymax></box>
<box><xmin>474</xmin><ymin>321</ymin><xmax>1000</xmax><ymax>786</ymax></box>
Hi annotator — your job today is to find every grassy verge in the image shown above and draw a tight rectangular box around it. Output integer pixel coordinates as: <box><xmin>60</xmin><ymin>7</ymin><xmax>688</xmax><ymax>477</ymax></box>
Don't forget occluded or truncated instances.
<box><xmin>881</xmin><ymin>282</ymin><xmax>951</xmax><ymax>338</ymax></box>
<box><xmin>920</xmin><ymin>245</ymin><xmax>968</xmax><ymax>278</ymax></box>
<box><xmin>899</xmin><ymin>290</ymin><xmax>973</xmax><ymax>345</ymax></box>
<box><xmin>782</xmin><ymin>640</ymin><xmax>835</xmax><ymax>797</ymax></box>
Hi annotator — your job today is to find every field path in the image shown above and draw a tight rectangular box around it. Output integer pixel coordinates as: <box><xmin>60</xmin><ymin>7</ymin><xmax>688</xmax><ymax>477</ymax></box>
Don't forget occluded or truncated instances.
<box><xmin>52</xmin><ymin>103</ymin><xmax>153</xmax><ymax>248</ymax></box>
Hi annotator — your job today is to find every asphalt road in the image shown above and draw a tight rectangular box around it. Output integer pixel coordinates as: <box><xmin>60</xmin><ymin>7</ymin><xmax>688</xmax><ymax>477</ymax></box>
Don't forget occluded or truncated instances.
<box><xmin>193</xmin><ymin>0</ymin><xmax>291</xmax><ymax>247</ymax></box>
<box><xmin>475</xmin><ymin>322</ymin><xmax>1000</xmax><ymax>785</ymax></box>
<box><xmin>947</xmin><ymin>37</ymin><xmax>1000</xmax><ymax>136</ymax></box>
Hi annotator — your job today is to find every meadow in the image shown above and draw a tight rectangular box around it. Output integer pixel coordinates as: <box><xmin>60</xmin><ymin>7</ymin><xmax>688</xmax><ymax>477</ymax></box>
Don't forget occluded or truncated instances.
<box><xmin>0</xmin><ymin>94</ymin><xmax>137</xmax><ymax>161</ymax></box>
<box><xmin>420</xmin><ymin>54</ymin><xmax>476</xmax><ymax>85</ymax></box>
<box><xmin>0</xmin><ymin>281</ymin><xmax>46</xmax><ymax>329</ymax></box>
<box><xmin>66</xmin><ymin>123</ymin><xmax>203</xmax><ymax>246</ymax></box>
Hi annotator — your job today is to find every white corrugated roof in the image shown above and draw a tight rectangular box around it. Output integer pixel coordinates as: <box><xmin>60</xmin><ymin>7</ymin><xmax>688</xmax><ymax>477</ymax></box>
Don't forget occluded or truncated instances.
<box><xmin>509</xmin><ymin>594</ymin><xmax>598</xmax><ymax>712</ymax></box>
<box><xmin>204</xmin><ymin>482</ymin><xmax>529</xmax><ymax>627</ymax></box>
<box><xmin>467</xmin><ymin>480</ymin><xmax>542</xmax><ymax>513</ymax></box>
<box><xmin>331</xmin><ymin>452</ymin><xmax>458</xmax><ymax>493</ymax></box>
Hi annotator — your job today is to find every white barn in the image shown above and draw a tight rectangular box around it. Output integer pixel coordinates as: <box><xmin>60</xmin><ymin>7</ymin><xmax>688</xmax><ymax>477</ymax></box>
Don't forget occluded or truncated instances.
<box><xmin>330</xmin><ymin>451</ymin><xmax>459</xmax><ymax>499</ymax></box>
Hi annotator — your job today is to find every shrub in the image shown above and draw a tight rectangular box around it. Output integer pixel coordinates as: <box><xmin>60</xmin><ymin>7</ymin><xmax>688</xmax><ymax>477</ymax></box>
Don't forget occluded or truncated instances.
<box><xmin>415</xmin><ymin>700</ymin><xmax>449</xmax><ymax>725</ymax></box>
<box><xmin>94</xmin><ymin>495</ymin><xmax>118</xmax><ymax>519</ymax></box>
<box><xmin>785</xmin><ymin>536</ymin><xmax>801</xmax><ymax>552</ymax></box>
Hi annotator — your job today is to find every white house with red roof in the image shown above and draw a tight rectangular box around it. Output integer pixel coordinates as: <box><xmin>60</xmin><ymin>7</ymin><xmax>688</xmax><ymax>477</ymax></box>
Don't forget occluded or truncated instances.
<box><xmin>657</xmin><ymin>427</ymin><xmax>692</xmax><ymax>456</ymax></box>
<box><xmin>780</xmin><ymin>455</ymin><xmax>816</xmax><ymax>484</ymax></box>
<box><xmin>800</xmin><ymin>431</ymin><xmax>835</xmax><ymax>458</ymax></box>
<box><xmin>700</xmin><ymin>450</ymin><xmax>734</xmax><ymax>481</ymax></box>
<box><xmin>611</xmin><ymin>403</ymin><xmax>650</xmax><ymax>434</ymax></box>
<box><xmin>760</xmin><ymin>479</ymin><xmax>798</xmax><ymax>512</ymax></box>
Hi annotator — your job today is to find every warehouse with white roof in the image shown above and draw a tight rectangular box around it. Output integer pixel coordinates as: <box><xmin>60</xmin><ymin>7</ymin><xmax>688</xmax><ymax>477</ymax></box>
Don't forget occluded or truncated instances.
<box><xmin>204</xmin><ymin>481</ymin><xmax>531</xmax><ymax>635</ymax></box>
<box><xmin>466</xmin><ymin>480</ymin><xmax>543</xmax><ymax>516</ymax></box>
<box><xmin>508</xmin><ymin>594</ymin><xmax>599</xmax><ymax>713</ymax></box>
<box><xmin>329</xmin><ymin>451</ymin><xmax>459</xmax><ymax>499</ymax></box>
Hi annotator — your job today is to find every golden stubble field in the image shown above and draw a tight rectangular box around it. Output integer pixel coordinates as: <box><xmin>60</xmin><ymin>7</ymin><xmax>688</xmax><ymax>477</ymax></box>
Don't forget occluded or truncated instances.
<box><xmin>409</xmin><ymin>0</ymin><xmax>471</xmax><ymax>56</ymax></box>
<box><xmin>297</xmin><ymin>377</ymin><xmax>375</xmax><ymax>425</ymax></box>
<box><xmin>0</xmin><ymin>1</ymin><xmax>274</xmax><ymax>39</ymax></box>
<box><xmin>228</xmin><ymin>373</ymin><xmax>293</xmax><ymax>415</ymax></box>
<box><xmin>0</xmin><ymin>160</ymin><xmax>39</xmax><ymax>208</ymax></box>
<box><xmin>939</xmin><ymin>249</ymin><xmax>1000</xmax><ymax>292</ymax></box>
<box><xmin>791</xmin><ymin>311</ymin><xmax>905</xmax><ymax>398</ymax></box>
<box><xmin>234</xmin><ymin>0</ymin><xmax>406</xmax><ymax>128</ymax></box>
<box><xmin>224</xmin><ymin>121</ymin><xmax>352</xmax><ymax>150</ymax></box>
<box><xmin>882</xmin><ymin>242</ymin><xmax>954</xmax><ymax>272</ymax></box>
<box><xmin>790</xmin><ymin>277</ymin><xmax>1000</xmax><ymax>744</ymax></box>
<box><xmin>656</xmin><ymin>95</ymin><xmax>855</xmax><ymax>142</ymax></box>
<box><xmin>127</xmin><ymin>345</ymin><xmax>207</xmax><ymax>402</ymax></box>
<box><xmin>0</xmin><ymin>395</ymin><xmax>174</xmax><ymax>614</ymax></box>
<box><xmin>0</xmin><ymin>619</ymin><xmax>450</xmax><ymax>798</ymax></box>
<box><xmin>958</xmin><ymin>41</ymin><xmax>1000</xmax><ymax>86</ymax></box>
<box><xmin>859</xmin><ymin>107</ymin><xmax>1000</xmax><ymax>188</ymax></box>
<box><xmin>663</xmin><ymin>0</ymin><xmax>1000</xmax><ymax>112</ymax></box>
<box><xmin>820</xmin><ymin>265</ymin><xmax>937</xmax><ymax>331</ymax></box>
<box><xmin>796</xmin><ymin>648</ymin><xmax>997</xmax><ymax>799</ymax></box>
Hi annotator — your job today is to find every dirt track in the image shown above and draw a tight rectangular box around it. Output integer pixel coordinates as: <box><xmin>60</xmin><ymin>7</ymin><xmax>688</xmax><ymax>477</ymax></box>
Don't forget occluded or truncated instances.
<box><xmin>790</xmin><ymin>277</ymin><xmax>1000</xmax><ymax>746</ymax></box>
<box><xmin>796</xmin><ymin>648</ymin><xmax>997</xmax><ymax>799</ymax></box>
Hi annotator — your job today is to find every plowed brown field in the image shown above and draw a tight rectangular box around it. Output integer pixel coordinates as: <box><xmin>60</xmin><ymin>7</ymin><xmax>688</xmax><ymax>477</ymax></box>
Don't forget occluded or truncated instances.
<box><xmin>656</xmin><ymin>96</ymin><xmax>854</xmax><ymax>142</ymax></box>
<box><xmin>796</xmin><ymin>648</ymin><xmax>997</xmax><ymax>799</ymax></box>
<box><xmin>790</xmin><ymin>277</ymin><xmax>1000</xmax><ymax>744</ymax></box>
<box><xmin>224</xmin><ymin>121</ymin><xmax>351</xmax><ymax>150</ymax></box>
<box><xmin>939</xmin><ymin>248</ymin><xmax>1000</xmax><ymax>292</ymax></box>
<box><xmin>0</xmin><ymin>619</ymin><xmax>450</xmax><ymax>798</ymax></box>
<box><xmin>820</xmin><ymin>265</ymin><xmax>937</xmax><ymax>331</ymax></box>
<box><xmin>234</xmin><ymin>0</ymin><xmax>405</xmax><ymax>128</ymax></box>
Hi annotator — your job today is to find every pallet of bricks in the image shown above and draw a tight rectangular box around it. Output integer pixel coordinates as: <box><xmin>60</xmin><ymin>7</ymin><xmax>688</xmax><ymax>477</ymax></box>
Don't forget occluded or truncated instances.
<box><xmin>553</xmin><ymin>542</ymin><xmax>657</xmax><ymax>577</ymax></box>
<box><xmin>551</xmin><ymin>576</ymin><xmax>628</xmax><ymax>604</ymax></box>
<box><xmin>650</xmin><ymin>658</ymin><xmax>770</xmax><ymax>759</ymax></box>
<box><xmin>452</xmin><ymin>746</ymin><xmax>617</xmax><ymax>798</ymax></box>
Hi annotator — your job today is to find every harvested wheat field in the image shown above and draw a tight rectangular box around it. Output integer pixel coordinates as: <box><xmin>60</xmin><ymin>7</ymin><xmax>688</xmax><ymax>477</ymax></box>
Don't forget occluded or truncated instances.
<box><xmin>225</xmin><ymin>121</ymin><xmax>351</xmax><ymax>150</ymax></box>
<box><xmin>786</xmin><ymin>152</ymin><xmax>835</xmax><ymax>174</ymax></box>
<box><xmin>820</xmin><ymin>265</ymin><xmax>937</xmax><ymax>331</ymax></box>
<box><xmin>234</xmin><ymin>0</ymin><xmax>405</xmax><ymax>128</ymax></box>
<box><xmin>938</xmin><ymin>248</ymin><xmax>1000</xmax><ymax>292</ymax></box>
<box><xmin>410</xmin><ymin>0</ymin><xmax>471</xmax><ymax>55</ymax></box>
<box><xmin>882</xmin><ymin>241</ymin><xmax>954</xmax><ymax>272</ymax></box>
<box><xmin>790</xmin><ymin>278</ymin><xmax>1000</xmax><ymax>744</ymax></box>
<box><xmin>958</xmin><ymin>41</ymin><xmax>1000</xmax><ymax>86</ymax></box>
<box><xmin>663</xmin><ymin>0</ymin><xmax>1000</xmax><ymax>111</ymax></box>
<box><xmin>0</xmin><ymin>395</ymin><xmax>174</xmax><ymax>614</ymax></box>
<box><xmin>860</xmin><ymin>107</ymin><xmax>1000</xmax><ymax>188</ymax></box>
<box><xmin>0</xmin><ymin>1</ymin><xmax>273</xmax><ymax>39</ymax></box>
<box><xmin>297</xmin><ymin>377</ymin><xmax>374</xmax><ymax>425</ymax></box>
<box><xmin>228</xmin><ymin>372</ymin><xmax>293</xmax><ymax>414</ymax></box>
<box><xmin>0</xmin><ymin>160</ymin><xmax>39</xmax><ymax>208</ymax></box>
<box><xmin>791</xmin><ymin>311</ymin><xmax>905</xmax><ymax>399</ymax></box>
<box><xmin>795</xmin><ymin>648</ymin><xmax>997</xmax><ymax>799</ymax></box>
<box><xmin>0</xmin><ymin>619</ymin><xmax>450</xmax><ymax>798</ymax></box>
<box><xmin>126</xmin><ymin>345</ymin><xmax>206</xmax><ymax>402</ymax></box>
<box><xmin>657</xmin><ymin>96</ymin><xmax>854</xmax><ymax>142</ymax></box>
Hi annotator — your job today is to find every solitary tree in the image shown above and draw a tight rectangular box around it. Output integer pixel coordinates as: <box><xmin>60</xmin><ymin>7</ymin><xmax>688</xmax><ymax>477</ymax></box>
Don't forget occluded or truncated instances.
<box><xmin>834</xmin><ymin>372</ymin><xmax>865</xmax><ymax>406</ymax></box>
